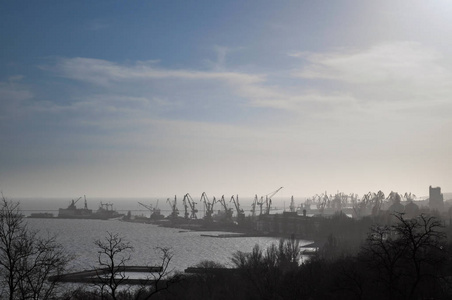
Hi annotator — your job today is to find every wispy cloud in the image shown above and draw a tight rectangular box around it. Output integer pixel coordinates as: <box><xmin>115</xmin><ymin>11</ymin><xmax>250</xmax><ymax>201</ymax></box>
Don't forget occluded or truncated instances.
<box><xmin>31</xmin><ymin>42</ymin><xmax>452</xmax><ymax>135</ymax></box>
<box><xmin>49</xmin><ymin>57</ymin><xmax>263</xmax><ymax>86</ymax></box>
<box><xmin>293</xmin><ymin>42</ymin><xmax>452</xmax><ymax>105</ymax></box>
<box><xmin>44</xmin><ymin>57</ymin><xmax>357</xmax><ymax>120</ymax></box>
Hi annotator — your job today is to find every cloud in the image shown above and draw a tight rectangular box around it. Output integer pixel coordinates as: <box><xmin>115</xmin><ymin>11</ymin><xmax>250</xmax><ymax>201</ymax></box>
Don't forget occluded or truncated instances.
<box><xmin>35</xmin><ymin>42</ymin><xmax>452</xmax><ymax>133</ymax></box>
<box><xmin>50</xmin><ymin>57</ymin><xmax>263</xmax><ymax>87</ymax></box>
<box><xmin>5</xmin><ymin>43</ymin><xmax>452</xmax><ymax>198</ymax></box>
<box><xmin>298</xmin><ymin>42</ymin><xmax>444</xmax><ymax>83</ymax></box>
<box><xmin>293</xmin><ymin>42</ymin><xmax>452</xmax><ymax>106</ymax></box>
<box><xmin>45</xmin><ymin>56</ymin><xmax>364</xmax><ymax>120</ymax></box>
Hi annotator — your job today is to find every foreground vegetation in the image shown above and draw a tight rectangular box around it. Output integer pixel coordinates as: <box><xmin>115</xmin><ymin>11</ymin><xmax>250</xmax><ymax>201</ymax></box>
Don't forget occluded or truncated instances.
<box><xmin>146</xmin><ymin>213</ymin><xmax>452</xmax><ymax>300</ymax></box>
<box><xmin>2</xmin><ymin>194</ymin><xmax>452</xmax><ymax>299</ymax></box>
<box><xmin>64</xmin><ymin>213</ymin><xmax>452</xmax><ymax>300</ymax></box>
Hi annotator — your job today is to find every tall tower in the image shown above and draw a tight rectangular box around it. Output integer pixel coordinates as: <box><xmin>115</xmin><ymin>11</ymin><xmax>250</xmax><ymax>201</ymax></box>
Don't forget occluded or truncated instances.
<box><xmin>429</xmin><ymin>186</ymin><xmax>444</xmax><ymax>212</ymax></box>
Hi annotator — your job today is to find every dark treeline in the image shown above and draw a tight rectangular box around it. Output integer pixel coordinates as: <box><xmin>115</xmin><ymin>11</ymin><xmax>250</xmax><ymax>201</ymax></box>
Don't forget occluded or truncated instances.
<box><xmin>65</xmin><ymin>212</ymin><xmax>452</xmax><ymax>300</ymax></box>
<box><xmin>143</xmin><ymin>213</ymin><xmax>450</xmax><ymax>300</ymax></box>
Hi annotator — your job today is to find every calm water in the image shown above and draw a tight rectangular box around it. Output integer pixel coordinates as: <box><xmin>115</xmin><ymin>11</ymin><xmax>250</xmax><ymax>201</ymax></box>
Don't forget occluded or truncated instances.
<box><xmin>25</xmin><ymin>218</ymin><xmax>288</xmax><ymax>273</ymax></box>
<box><xmin>17</xmin><ymin>197</ymin><xmax>310</xmax><ymax>274</ymax></box>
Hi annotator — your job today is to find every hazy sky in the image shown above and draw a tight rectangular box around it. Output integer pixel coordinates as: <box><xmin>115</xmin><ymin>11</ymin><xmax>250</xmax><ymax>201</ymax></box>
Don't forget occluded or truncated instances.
<box><xmin>1</xmin><ymin>1</ymin><xmax>451</xmax><ymax>200</ymax></box>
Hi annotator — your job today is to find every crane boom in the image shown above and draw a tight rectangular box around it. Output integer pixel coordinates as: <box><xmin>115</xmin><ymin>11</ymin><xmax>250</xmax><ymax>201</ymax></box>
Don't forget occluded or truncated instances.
<box><xmin>266</xmin><ymin>186</ymin><xmax>283</xmax><ymax>199</ymax></box>
<box><xmin>138</xmin><ymin>202</ymin><xmax>153</xmax><ymax>211</ymax></box>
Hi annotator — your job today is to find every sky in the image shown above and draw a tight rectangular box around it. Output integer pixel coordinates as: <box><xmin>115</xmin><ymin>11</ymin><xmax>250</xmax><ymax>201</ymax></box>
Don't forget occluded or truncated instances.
<box><xmin>1</xmin><ymin>0</ymin><xmax>451</xmax><ymax>201</ymax></box>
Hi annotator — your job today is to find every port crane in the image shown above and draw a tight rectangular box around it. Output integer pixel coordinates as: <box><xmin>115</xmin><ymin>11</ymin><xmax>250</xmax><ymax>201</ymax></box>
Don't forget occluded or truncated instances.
<box><xmin>183</xmin><ymin>193</ymin><xmax>198</xmax><ymax>219</ymax></box>
<box><xmin>68</xmin><ymin>197</ymin><xmax>82</xmax><ymax>209</ymax></box>
<box><xmin>289</xmin><ymin>196</ymin><xmax>295</xmax><ymax>212</ymax></box>
<box><xmin>251</xmin><ymin>195</ymin><xmax>258</xmax><ymax>218</ymax></box>
<box><xmin>167</xmin><ymin>195</ymin><xmax>179</xmax><ymax>219</ymax></box>
<box><xmin>257</xmin><ymin>196</ymin><xmax>265</xmax><ymax>215</ymax></box>
<box><xmin>83</xmin><ymin>195</ymin><xmax>89</xmax><ymax>209</ymax></box>
<box><xmin>217</xmin><ymin>195</ymin><xmax>233</xmax><ymax>222</ymax></box>
<box><xmin>182</xmin><ymin>196</ymin><xmax>189</xmax><ymax>219</ymax></box>
<box><xmin>138</xmin><ymin>201</ymin><xmax>154</xmax><ymax>218</ymax></box>
<box><xmin>264</xmin><ymin>186</ymin><xmax>283</xmax><ymax>215</ymax></box>
<box><xmin>230</xmin><ymin>195</ymin><xmax>245</xmax><ymax>222</ymax></box>
<box><xmin>200</xmin><ymin>192</ymin><xmax>215</xmax><ymax>221</ymax></box>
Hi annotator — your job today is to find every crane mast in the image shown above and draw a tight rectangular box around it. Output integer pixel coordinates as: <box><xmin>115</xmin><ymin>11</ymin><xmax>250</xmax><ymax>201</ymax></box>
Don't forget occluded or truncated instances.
<box><xmin>265</xmin><ymin>196</ymin><xmax>272</xmax><ymax>215</ymax></box>
<box><xmin>200</xmin><ymin>192</ymin><xmax>215</xmax><ymax>221</ymax></box>
<box><xmin>230</xmin><ymin>195</ymin><xmax>245</xmax><ymax>222</ymax></box>
<box><xmin>166</xmin><ymin>195</ymin><xmax>179</xmax><ymax>219</ymax></box>
<box><xmin>182</xmin><ymin>195</ymin><xmax>190</xmax><ymax>219</ymax></box>
<box><xmin>289</xmin><ymin>195</ymin><xmax>295</xmax><ymax>212</ymax></box>
<box><xmin>251</xmin><ymin>195</ymin><xmax>258</xmax><ymax>218</ymax></box>
<box><xmin>183</xmin><ymin>193</ymin><xmax>198</xmax><ymax>219</ymax></box>
<box><xmin>218</xmin><ymin>195</ymin><xmax>233</xmax><ymax>222</ymax></box>
<box><xmin>264</xmin><ymin>187</ymin><xmax>283</xmax><ymax>215</ymax></box>
<box><xmin>257</xmin><ymin>196</ymin><xmax>265</xmax><ymax>215</ymax></box>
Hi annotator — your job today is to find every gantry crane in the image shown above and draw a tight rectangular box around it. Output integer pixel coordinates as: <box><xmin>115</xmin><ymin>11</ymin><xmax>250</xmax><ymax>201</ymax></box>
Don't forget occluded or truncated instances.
<box><xmin>150</xmin><ymin>200</ymin><xmax>163</xmax><ymax>220</ymax></box>
<box><xmin>230</xmin><ymin>195</ymin><xmax>245</xmax><ymax>223</ymax></box>
<box><xmin>218</xmin><ymin>195</ymin><xmax>233</xmax><ymax>222</ymax></box>
<box><xmin>200</xmin><ymin>192</ymin><xmax>215</xmax><ymax>221</ymax></box>
<box><xmin>264</xmin><ymin>186</ymin><xmax>283</xmax><ymax>215</ymax></box>
<box><xmin>166</xmin><ymin>195</ymin><xmax>179</xmax><ymax>219</ymax></box>
<box><xmin>182</xmin><ymin>196</ymin><xmax>190</xmax><ymax>219</ymax></box>
<box><xmin>138</xmin><ymin>201</ymin><xmax>154</xmax><ymax>218</ymax></box>
<box><xmin>183</xmin><ymin>193</ymin><xmax>198</xmax><ymax>219</ymax></box>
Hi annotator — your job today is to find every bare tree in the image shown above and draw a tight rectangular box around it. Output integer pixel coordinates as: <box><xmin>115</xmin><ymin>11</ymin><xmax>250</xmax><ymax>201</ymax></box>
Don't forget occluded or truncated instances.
<box><xmin>0</xmin><ymin>195</ymin><xmax>70</xmax><ymax>300</ymax></box>
<box><xmin>277</xmin><ymin>235</ymin><xmax>301</xmax><ymax>272</ymax></box>
<box><xmin>230</xmin><ymin>237</ymin><xmax>303</xmax><ymax>300</ymax></box>
<box><xmin>135</xmin><ymin>247</ymin><xmax>181</xmax><ymax>300</ymax></box>
<box><xmin>361</xmin><ymin>213</ymin><xmax>446</xmax><ymax>299</ymax></box>
<box><xmin>94</xmin><ymin>232</ymin><xmax>134</xmax><ymax>300</ymax></box>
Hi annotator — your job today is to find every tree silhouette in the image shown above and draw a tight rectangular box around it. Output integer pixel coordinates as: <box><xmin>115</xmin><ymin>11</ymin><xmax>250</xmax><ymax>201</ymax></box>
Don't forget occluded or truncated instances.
<box><xmin>361</xmin><ymin>213</ymin><xmax>446</xmax><ymax>299</ymax></box>
<box><xmin>0</xmin><ymin>195</ymin><xmax>71</xmax><ymax>300</ymax></box>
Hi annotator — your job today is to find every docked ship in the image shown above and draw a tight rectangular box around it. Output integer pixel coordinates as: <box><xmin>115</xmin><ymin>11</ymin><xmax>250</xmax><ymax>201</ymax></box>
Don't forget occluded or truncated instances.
<box><xmin>28</xmin><ymin>212</ymin><xmax>54</xmax><ymax>218</ymax></box>
<box><xmin>94</xmin><ymin>202</ymin><xmax>124</xmax><ymax>219</ymax></box>
<box><xmin>58</xmin><ymin>196</ymin><xmax>123</xmax><ymax>220</ymax></box>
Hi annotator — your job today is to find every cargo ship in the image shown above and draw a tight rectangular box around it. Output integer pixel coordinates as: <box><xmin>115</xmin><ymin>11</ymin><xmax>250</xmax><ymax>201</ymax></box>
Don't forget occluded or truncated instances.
<box><xmin>58</xmin><ymin>196</ymin><xmax>123</xmax><ymax>220</ymax></box>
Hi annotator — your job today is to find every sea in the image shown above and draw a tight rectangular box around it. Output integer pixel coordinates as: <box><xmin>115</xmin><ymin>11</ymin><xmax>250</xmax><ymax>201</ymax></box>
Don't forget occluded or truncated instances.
<box><xmin>15</xmin><ymin>197</ymin><xmax>310</xmax><ymax>274</ymax></box>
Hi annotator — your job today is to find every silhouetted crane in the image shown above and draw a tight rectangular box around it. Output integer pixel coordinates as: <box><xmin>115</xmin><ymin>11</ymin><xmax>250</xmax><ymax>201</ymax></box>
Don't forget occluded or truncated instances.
<box><xmin>251</xmin><ymin>195</ymin><xmax>258</xmax><ymax>218</ymax></box>
<box><xmin>218</xmin><ymin>195</ymin><xmax>233</xmax><ymax>222</ymax></box>
<box><xmin>138</xmin><ymin>201</ymin><xmax>153</xmax><ymax>218</ymax></box>
<box><xmin>68</xmin><ymin>197</ymin><xmax>82</xmax><ymax>209</ymax></box>
<box><xmin>200</xmin><ymin>192</ymin><xmax>215</xmax><ymax>221</ymax></box>
<box><xmin>289</xmin><ymin>196</ymin><xmax>295</xmax><ymax>212</ymax></box>
<box><xmin>167</xmin><ymin>195</ymin><xmax>179</xmax><ymax>219</ymax></box>
<box><xmin>264</xmin><ymin>187</ymin><xmax>283</xmax><ymax>215</ymax></box>
<box><xmin>230</xmin><ymin>195</ymin><xmax>245</xmax><ymax>223</ymax></box>
<box><xmin>183</xmin><ymin>193</ymin><xmax>198</xmax><ymax>219</ymax></box>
